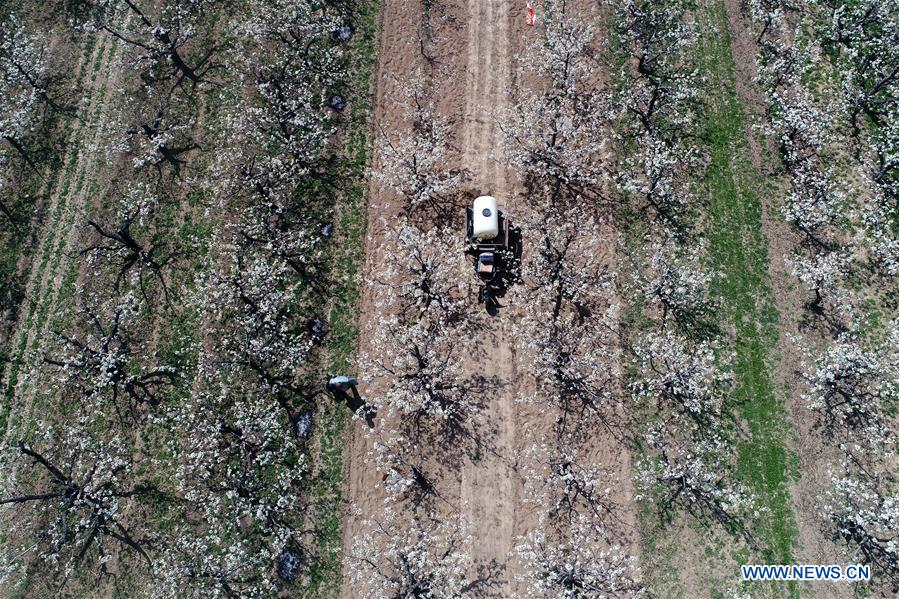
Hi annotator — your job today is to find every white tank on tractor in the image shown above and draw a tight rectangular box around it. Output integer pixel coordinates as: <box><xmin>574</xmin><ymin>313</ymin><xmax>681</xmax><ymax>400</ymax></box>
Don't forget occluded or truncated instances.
<box><xmin>471</xmin><ymin>195</ymin><xmax>499</xmax><ymax>240</ymax></box>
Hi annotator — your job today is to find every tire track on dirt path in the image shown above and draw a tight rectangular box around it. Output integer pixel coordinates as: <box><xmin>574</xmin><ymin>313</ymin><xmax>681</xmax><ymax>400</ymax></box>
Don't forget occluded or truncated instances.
<box><xmin>458</xmin><ymin>0</ymin><xmax>520</xmax><ymax>586</ymax></box>
<box><xmin>342</xmin><ymin>0</ymin><xmax>531</xmax><ymax>595</ymax></box>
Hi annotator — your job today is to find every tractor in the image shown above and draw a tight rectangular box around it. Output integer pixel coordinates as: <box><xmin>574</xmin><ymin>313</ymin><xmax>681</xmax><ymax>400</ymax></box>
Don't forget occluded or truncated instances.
<box><xmin>464</xmin><ymin>195</ymin><xmax>516</xmax><ymax>312</ymax></box>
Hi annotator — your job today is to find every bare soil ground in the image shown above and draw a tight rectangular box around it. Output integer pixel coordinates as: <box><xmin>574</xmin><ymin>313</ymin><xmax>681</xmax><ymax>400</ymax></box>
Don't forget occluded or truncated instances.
<box><xmin>340</xmin><ymin>1</ymin><xmax>526</xmax><ymax>591</ymax></box>
<box><xmin>341</xmin><ymin>1</ymin><xmax>639</xmax><ymax>595</ymax></box>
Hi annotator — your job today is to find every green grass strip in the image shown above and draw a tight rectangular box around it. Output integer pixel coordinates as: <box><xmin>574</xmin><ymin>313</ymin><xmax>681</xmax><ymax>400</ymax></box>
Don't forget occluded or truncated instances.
<box><xmin>303</xmin><ymin>1</ymin><xmax>381</xmax><ymax>596</ymax></box>
<box><xmin>698</xmin><ymin>0</ymin><xmax>799</xmax><ymax>588</ymax></box>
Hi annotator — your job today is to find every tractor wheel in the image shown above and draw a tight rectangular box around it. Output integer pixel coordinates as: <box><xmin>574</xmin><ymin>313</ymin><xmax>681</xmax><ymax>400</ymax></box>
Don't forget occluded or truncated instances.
<box><xmin>479</xmin><ymin>286</ymin><xmax>499</xmax><ymax>315</ymax></box>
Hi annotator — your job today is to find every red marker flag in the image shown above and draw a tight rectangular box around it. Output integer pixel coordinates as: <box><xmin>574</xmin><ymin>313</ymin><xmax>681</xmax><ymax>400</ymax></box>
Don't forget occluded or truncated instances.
<box><xmin>527</xmin><ymin>3</ymin><xmax>536</xmax><ymax>26</ymax></box>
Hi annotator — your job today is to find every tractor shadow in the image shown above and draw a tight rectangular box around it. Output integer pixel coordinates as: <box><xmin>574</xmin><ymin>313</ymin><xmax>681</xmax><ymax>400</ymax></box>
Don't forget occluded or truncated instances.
<box><xmin>480</xmin><ymin>225</ymin><xmax>522</xmax><ymax>317</ymax></box>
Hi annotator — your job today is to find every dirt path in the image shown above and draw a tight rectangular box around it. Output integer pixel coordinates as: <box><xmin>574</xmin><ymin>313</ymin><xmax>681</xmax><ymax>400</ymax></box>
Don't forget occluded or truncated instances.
<box><xmin>457</xmin><ymin>0</ymin><xmax>519</xmax><ymax>578</ymax></box>
<box><xmin>338</xmin><ymin>3</ymin><xmax>419</xmax><ymax>593</ymax></box>
<box><xmin>462</xmin><ymin>0</ymin><xmax>511</xmax><ymax>193</ymax></box>
<box><xmin>341</xmin><ymin>0</ymin><xmax>527</xmax><ymax>593</ymax></box>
